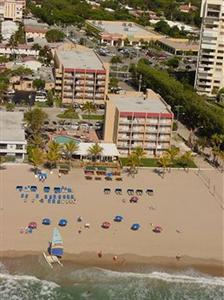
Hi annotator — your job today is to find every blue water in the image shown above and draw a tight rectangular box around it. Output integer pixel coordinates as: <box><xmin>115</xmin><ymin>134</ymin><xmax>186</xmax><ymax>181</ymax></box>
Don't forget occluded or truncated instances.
<box><xmin>0</xmin><ymin>260</ymin><xmax>223</xmax><ymax>300</ymax></box>
<box><xmin>54</xmin><ymin>136</ymin><xmax>80</xmax><ymax>144</ymax></box>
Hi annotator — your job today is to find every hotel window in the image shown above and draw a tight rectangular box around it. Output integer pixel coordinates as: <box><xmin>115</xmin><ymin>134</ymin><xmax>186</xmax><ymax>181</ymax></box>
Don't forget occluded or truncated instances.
<box><xmin>16</xmin><ymin>144</ymin><xmax>23</xmax><ymax>150</ymax></box>
<box><xmin>0</xmin><ymin>144</ymin><xmax>7</xmax><ymax>149</ymax></box>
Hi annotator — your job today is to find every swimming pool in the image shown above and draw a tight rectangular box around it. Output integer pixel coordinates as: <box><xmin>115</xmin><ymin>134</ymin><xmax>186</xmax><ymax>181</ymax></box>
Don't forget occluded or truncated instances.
<box><xmin>54</xmin><ymin>135</ymin><xmax>80</xmax><ymax>144</ymax></box>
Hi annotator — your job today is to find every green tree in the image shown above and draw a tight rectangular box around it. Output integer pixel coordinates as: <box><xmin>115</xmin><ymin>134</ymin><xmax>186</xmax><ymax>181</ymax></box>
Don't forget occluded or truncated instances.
<box><xmin>88</xmin><ymin>143</ymin><xmax>103</xmax><ymax>161</ymax></box>
<box><xmin>46</xmin><ymin>141</ymin><xmax>62</xmax><ymax>169</ymax></box>
<box><xmin>165</xmin><ymin>146</ymin><xmax>180</xmax><ymax>167</ymax></box>
<box><xmin>109</xmin><ymin>77</ymin><xmax>119</xmax><ymax>89</ymax></box>
<box><xmin>28</xmin><ymin>147</ymin><xmax>45</xmax><ymax>173</ymax></box>
<box><xmin>166</xmin><ymin>57</ymin><xmax>180</xmax><ymax>69</ymax></box>
<box><xmin>131</xmin><ymin>146</ymin><xmax>146</xmax><ymax>166</ymax></box>
<box><xmin>179</xmin><ymin>151</ymin><xmax>194</xmax><ymax>171</ymax></box>
<box><xmin>158</xmin><ymin>154</ymin><xmax>171</xmax><ymax>178</ymax></box>
<box><xmin>5</xmin><ymin>102</ymin><xmax>15</xmax><ymax>111</ymax></box>
<box><xmin>82</xmin><ymin>101</ymin><xmax>97</xmax><ymax>121</ymax></box>
<box><xmin>24</xmin><ymin>108</ymin><xmax>48</xmax><ymax>134</ymax></box>
<box><xmin>33</xmin><ymin>79</ymin><xmax>45</xmax><ymax>90</ymax></box>
<box><xmin>46</xmin><ymin>29</ymin><xmax>65</xmax><ymax>42</ymax></box>
<box><xmin>127</xmin><ymin>153</ymin><xmax>139</xmax><ymax>176</ymax></box>
<box><xmin>110</xmin><ymin>56</ymin><xmax>122</xmax><ymax>64</ymax></box>
<box><xmin>64</xmin><ymin>141</ymin><xmax>79</xmax><ymax>166</ymax></box>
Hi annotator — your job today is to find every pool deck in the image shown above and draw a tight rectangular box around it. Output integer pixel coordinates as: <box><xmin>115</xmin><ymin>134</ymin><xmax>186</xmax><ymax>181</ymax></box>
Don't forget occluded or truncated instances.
<box><xmin>50</xmin><ymin>129</ymin><xmax>99</xmax><ymax>143</ymax></box>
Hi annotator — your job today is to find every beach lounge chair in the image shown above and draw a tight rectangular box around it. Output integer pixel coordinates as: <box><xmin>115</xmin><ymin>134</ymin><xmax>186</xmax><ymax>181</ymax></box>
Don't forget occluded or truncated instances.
<box><xmin>71</xmin><ymin>194</ymin><xmax>74</xmax><ymax>199</ymax></box>
<box><xmin>67</xmin><ymin>187</ymin><xmax>72</xmax><ymax>193</ymax></box>
<box><xmin>53</xmin><ymin>194</ymin><xmax>57</xmax><ymax>200</ymax></box>
<box><xmin>63</xmin><ymin>195</ymin><xmax>66</xmax><ymax>200</ymax></box>
<box><xmin>35</xmin><ymin>194</ymin><xmax>39</xmax><ymax>199</ymax></box>
<box><xmin>52</xmin><ymin>198</ymin><xmax>56</xmax><ymax>204</ymax></box>
<box><xmin>58</xmin><ymin>195</ymin><xmax>61</xmax><ymax>200</ymax></box>
<box><xmin>48</xmin><ymin>198</ymin><xmax>51</xmax><ymax>204</ymax></box>
<box><xmin>21</xmin><ymin>193</ymin><xmax>25</xmax><ymax>199</ymax></box>
<box><xmin>67</xmin><ymin>194</ymin><xmax>70</xmax><ymax>200</ymax></box>
<box><xmin>146</xmin><ymin>189</ymin><xmax>154</xmax><ymax>196</ymax></box>
<box><xmin>25</xmin><ymin>194</ymin><xmax>28</xmax><ymax>199</ymax></box>
<box><xmin>44</xmin><ymin>194</ymin><xmax>48</xmax><ymax>200</ymax></box>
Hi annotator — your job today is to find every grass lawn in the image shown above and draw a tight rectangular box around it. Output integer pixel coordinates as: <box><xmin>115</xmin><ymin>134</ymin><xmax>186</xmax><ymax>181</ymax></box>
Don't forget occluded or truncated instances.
<box><xmin>120</xmin><ymin>157</ymin><xmax>197</xmax><ymax>168</ymax></box>
<box><xmin>82</xmin><ymin>114</ymin><xmax>104</xmax><ymax>120</ymax></box>
<box><xmin>57</xmin><ymin>111</ymin><xmax>79</xmax><ymax>119</ymax></box>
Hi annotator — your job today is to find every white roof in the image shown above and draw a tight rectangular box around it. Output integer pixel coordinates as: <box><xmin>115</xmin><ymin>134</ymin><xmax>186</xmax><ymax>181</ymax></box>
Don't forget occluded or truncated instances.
<box><xmin>0</xmin><ymin>112</ymin><xmax>26</xmax><ymax>143</ymax></box>
<box><xmin>76</xmin><ymin>143</ymin><xmax>120</xmax><ymax>157</ymax></box>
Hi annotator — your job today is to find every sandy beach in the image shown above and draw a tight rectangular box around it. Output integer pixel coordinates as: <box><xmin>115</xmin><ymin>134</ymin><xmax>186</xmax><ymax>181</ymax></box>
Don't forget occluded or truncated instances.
<box><xmin>0</xmin><ymin>164</ymin><xmax>223</xmax><ymax>275</ymax></box>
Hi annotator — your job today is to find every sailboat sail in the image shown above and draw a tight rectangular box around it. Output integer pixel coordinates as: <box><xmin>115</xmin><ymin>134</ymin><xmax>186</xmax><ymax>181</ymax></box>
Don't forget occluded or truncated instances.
<box><xmin>50</xmin><ymin>228</ymin><xmax>64</xmax><ymax>257</ymax></box>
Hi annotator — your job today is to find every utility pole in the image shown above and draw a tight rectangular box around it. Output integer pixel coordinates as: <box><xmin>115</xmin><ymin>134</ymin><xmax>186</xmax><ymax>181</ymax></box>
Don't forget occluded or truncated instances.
<box><xmin>138</xmin><ymin>74</ymin><xmax>142</xmax><ymax>92</ymax></box>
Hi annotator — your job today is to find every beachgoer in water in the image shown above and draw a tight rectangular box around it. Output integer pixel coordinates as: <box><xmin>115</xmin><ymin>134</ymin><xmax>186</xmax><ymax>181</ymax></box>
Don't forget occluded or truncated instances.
<box><xmin>113</xmin><ymin>255</ymin><xmax>118</xmax><ymax>261</ymax></box>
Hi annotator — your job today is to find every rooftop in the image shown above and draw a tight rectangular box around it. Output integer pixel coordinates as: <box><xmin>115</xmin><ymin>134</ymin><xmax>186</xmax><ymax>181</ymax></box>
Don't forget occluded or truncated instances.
<box><xmin>56</xmin><ymin>48</ymin><xmax>104</xmax><ymax>70</ymax></box>
<box><xmin>109</xmin><ymin>90</ymin><xmax>172</xmax><ymax>114</ymax></box>
<box><xmin>76</xmin><ymin>143</ymin><xmax>120</xmax><ymax>157</ymax></box>
<box><xmin>0</xmin><ymin>111</ymin><xmax>26</xmax><ymax>143</ymax></box>
<box><xmin>159</xmin><ymin>37</ymin><xmax>199</xmax><ymax>51</ymax></box>
<box><xmin>87</xmin><ymin>20</ymin><xmax>161</xmax><ymax>39</ymax></box>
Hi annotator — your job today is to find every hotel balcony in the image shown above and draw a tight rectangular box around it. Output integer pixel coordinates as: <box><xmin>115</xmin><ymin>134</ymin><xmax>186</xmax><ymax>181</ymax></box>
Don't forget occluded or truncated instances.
<box><xmin>118</xmin><ymin>126</ymin><xmax>129</xmax><ymax>132</ymax></box>
<box><xmin>132</xmin><ymin>135</ymin><xmax>144</xmax><ymax>140</ymax></box>
<box><xmin>118</xmin><ymin>134</ymin><xmax>130</xmax><ymax>140</ymax></box>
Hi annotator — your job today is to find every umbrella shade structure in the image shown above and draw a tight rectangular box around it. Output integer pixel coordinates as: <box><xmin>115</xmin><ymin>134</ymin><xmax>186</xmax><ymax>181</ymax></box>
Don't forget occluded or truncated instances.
<box><xmin>131</xmin><ymin>223</ymin><xmax>140</xmax><ymax>231</ymax></box>
<box><xmin>28</xmin><ymin>222</ymin><xmax>37</xmax><ymax>229</ymax></box>
<box><xmin>16</xmin><ymin>186</ymin><xmax>23</xmax><ymax>191</ymax></box>
<box><xmin>44</xmin><ymin>186</ymin><xmax>50</xmax><ymax>193</ymax></box>
<box><xmin>102</xmin><ymin>221</ymin><xmax>111</xmax><ymax>229</ymax></box>
<box><xmin>127</xmin><ymin>189</ymin><xmax>134</xmax><ymax>195</ymax></box>
<box><xmin>104</xmin><ymin>188</ymin><xmax>111</xmax><ymax>194</ymax></box>
<box><xmin>58</xmin><ymin>219</ymin><xmax>68</xmax><ymax>227</ymax></box>
<box><xmin>54</xmin><ymin>187</ymin><xmax>62</xmax><ymax>193</ymax></box>
<box><xmin>30</xmin><ymin>186</ymin><xmax>37</xmax><ymax>192</ymax></box>
<box><xmin>136</xmin><ymin>189</ymin><xmax>143</xmax><ymax>196</ymax></box>
<box><xmin>115</xmin><ymin>188</ymin><xmax>122</xmax><ymax>194</ymax></box>
<box><xmin>114</xmin><ymin>215</ymin><xmax>123</xmax><ymax>222</ymax></box>
<box><xmin>42</xmin><ymin>218</ymin><xmax>51</xmax><ymax>225</ymax></box>
<box><xmin>146</xmin><ymin>189</ymin><xmax>154</xmax><ymax>196</ymax></box>
<box><xmin>130</xmin><ymin>196</ymin><xmax>139</xmax><ymax>203</ymax></box>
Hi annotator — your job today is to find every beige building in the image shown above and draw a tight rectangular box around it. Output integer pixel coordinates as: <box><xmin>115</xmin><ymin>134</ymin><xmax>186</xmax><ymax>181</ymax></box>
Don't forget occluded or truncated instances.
<box><xmin>158</xmin><ymin>38</ymin><xmax>199</xmax><ymax>56</ymax></box>
<box><xmin>0</xmin><ymin>0</ymin><xmax>24</xmax><ymax>21</ymax></box>
<box><xmin>104</xmin><ymin>90</ymin><xmax>173</xmax><ymax>157</ymax></box>
<box><xmin>86</xmin><ymin>20</ymin><xmax>162</xmax><ymax>46</ymax></box>
<box><xmin>54</xmin><ymin>45</ymin><xmax>109</xmax><ymax>105</ymax></box>
<box><xmin>195</xmin><ymin>0</ymin><xmax>224</xmax><ymax>96</ymax></box>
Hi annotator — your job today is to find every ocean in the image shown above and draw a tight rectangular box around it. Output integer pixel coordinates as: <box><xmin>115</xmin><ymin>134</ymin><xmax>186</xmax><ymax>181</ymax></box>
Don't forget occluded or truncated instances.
<box><xmin>0</xmin><ymin>257</ymin><xmax>224</xmax><ymax>300</ymax></box>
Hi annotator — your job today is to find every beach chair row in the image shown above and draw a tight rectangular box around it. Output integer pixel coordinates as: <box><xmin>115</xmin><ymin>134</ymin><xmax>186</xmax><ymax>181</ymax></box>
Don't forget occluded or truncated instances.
<box><xmin>85</xmin><ymin>176</ymin><xmax>123</xmax><ymax>181</ymax></box>
<box><xmin>104</xmin><ymin>188</ymin><xmax>154</xmax><ymax>196</ymax></box>
<box><xmin>44</xmin><ymin>194</ymin><xmax>75</xmax><ymax>201</ymax></box>
<box><xmin>47</xmin><ymin>198</ymin><xmax>76</xmax><ymax>204</ymax></box>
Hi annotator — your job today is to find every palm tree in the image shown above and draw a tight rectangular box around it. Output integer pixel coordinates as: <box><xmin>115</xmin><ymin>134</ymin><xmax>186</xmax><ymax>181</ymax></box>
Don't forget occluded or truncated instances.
<box><xmin>127</xmin><ymin>153</ymin><xmax>139</xmax><ymax>176</ymax></box>
<box><xmin>0</xmin><ymin>156</ymin><xmax>5</xmax><ymax>169</ymax></box>
<box><xmin>82</xmin><ymin>101</ymin><xmax>96</xmax><ymax>122</ymax></box>
<box><xmin>180</xmin><ymin>151</ymin><xmax>194</xmax><ymax>172</ymax></box>
<box><xmin>195</xmin><ymin>137</ymin><xmax>208</xmax><ymax>155</ymax></box>
<box><xmin>131</xmin><ymin>146</ymin><xmax>146</xmax><ymax>166</ymax></box>
<box><xmin>28</xmin><ymin>147</ymin><xmax>45</xmax><ymax>173</ymax></box>
<box><xmin>166</xmin><ymin>146</ymin><xmax>180</xmax><ymax>164</ymax></box>
<box><xmin>88</xmin><ymin>143</ymin><xmax>103</xmax><ymax>161</ymax></box>
<box><xmin>64</xmin><ymin>141</ymin><xmax>79</xmax><ymax>166</ymax></box>
<box><xmin>46</xmin><ymin>141</ymin><xmax>62</xmax><ymax>169</ymax></box>
<box><xmin>158</xmin><ymin>154</ymin><xmax>171</xmax><ymax>178</ymax></box>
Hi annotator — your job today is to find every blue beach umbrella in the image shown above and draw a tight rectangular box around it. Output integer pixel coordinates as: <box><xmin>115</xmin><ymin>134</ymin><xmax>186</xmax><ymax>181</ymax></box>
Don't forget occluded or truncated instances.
<box><xmin>114</xmin><ymin>215</ymin><xmax>123</xmax><ymax>222</ymax></box>
<box><xmin>58</xmin><ymin>219</ymin><xmax>68</xmax><ymax>227</ymax></box>
<box><xmin>42</xmin><ymin>218</ymin><xmax>51</xmax><ymax>225</ymax></box>
<box><xmin>131</xmin><ymin>223</ymin><xmax>140</xmax><ymax>231</ymax></box>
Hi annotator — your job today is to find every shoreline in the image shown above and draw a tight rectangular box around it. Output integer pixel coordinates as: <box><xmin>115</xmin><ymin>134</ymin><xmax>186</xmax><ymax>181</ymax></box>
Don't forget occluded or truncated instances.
<box><xmin>0</xmin><ymin>250</ymin><xmax>223</xmax><ymax>277</ymax></box>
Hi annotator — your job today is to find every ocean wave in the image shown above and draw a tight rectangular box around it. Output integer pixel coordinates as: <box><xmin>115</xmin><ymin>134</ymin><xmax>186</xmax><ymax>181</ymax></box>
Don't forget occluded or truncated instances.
<box><xmin>0</xmin><ymin>272</ymin><xmax>59</xmax><ymax>300</ymax></box>
<box><xmin>71</xmin><ymin>267</ymin><xmax>224</xmax><ymax>287</ymax></box>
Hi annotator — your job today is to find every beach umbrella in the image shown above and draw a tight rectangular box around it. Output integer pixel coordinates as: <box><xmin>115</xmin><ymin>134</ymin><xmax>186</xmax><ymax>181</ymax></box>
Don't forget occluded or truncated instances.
<box><xmin>102</xmin><ymin>221</ymin><xmax>111</xmax><ymax>229</ymax></box>
<box><xmin>30</xmin><ymin>186</ymin><xmax>37</xmax><ymax>192</ymax></box>
<box><xmin>114</xmin><ymin>215</ymin><xmax>123</xmax><ymax>222</ymax></box>
<box><xmin>131</xmin><ymin>223</ymin><xmax>140</xmax><ymax>231</ymax></box>
<box><xmin>130</xmin><ymin>196</ymin><xmax>138</xmax><ymax>203</ymax></box>
<box><xmin>153</xmin><ymin>225</ymin><xmax>162</xmax><ymax>233</ymax></box>
<box><xmin>44</xmin><ymin>186</ymin><xmax>50</xmax><ymax>193</ymax></box>
<box><xmin>42</xmin><ymin>218</ymin><xmax>51</xmax><ymax>225</ymax></box>
<box><xmin>58</xmin><ymin>219</ymin><xmax>68</xmax><ymax>227</ymax></box>
<box><xmin>28</xmin><ymin>222</ymin><xmax>37</xmax><ymax>229</ymax></box>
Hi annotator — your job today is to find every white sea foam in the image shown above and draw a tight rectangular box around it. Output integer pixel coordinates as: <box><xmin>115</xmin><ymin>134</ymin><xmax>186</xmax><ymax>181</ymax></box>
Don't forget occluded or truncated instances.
<box><xmin>71</xmin><ymin>267</ymin><xmax>224</xmax><ymax>287</ymax></box>
<box><xmin>0</xmin><ymin>272</ymin><xmax>59</xmax><ymax>300</ymax></box>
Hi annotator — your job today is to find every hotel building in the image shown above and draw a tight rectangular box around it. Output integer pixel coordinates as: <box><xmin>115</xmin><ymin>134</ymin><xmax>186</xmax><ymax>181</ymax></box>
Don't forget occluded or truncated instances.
<box><xmin>0</xmin><ymin>0</ymin><xmax>25</xmax><ymax>21</ymax></box>
<box><xmin>0</xmin><ymin>112</ymin><xmax>26</xmax><ymax>161</ymax></box>
<box><xmin>104</xmin><ymin>90</ymin><xmax>173</xmax><ymax>157</ymax></box>
<box><xmin>54</xmin><ymin>45</ymin><xmax>109</xmax><ymax>105</ymax></box>
<box><xmin>195</xmin><ymin>0</ymin><xmax>224</xmax><ymax>96</ymax></box>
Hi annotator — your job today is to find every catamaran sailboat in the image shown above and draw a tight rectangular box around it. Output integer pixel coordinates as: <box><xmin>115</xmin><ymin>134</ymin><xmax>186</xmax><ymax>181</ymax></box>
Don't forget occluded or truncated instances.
<box><xmin>43</xmin><ymin>228</ymin><xmax>64</xmax><ymax>268</ymax></box>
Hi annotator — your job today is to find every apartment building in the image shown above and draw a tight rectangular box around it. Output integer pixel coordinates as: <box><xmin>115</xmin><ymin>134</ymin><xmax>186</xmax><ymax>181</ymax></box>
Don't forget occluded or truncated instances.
<box><xmin>0</xmin><ymin>0</ymin><xmax>24</xmax><ymax>21</ymax></box>
<box><xmin>0</xmin><ymin>112</ymin><xmax>26</xmax><ymax>161</ymax></box>
<box><xmin>104</xmin><ymin>90</ymin><xmax>173</xmax><ymax>157</ymax></box>
<box><xmin>54</xmin><ymin>45</ymin><xmax>109</xmax><ymax>105</ymax></box>
<box><xmin>195</xmin><ymin>0</ymin><xmax>224</xmax><ymax>97</ymax></box>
